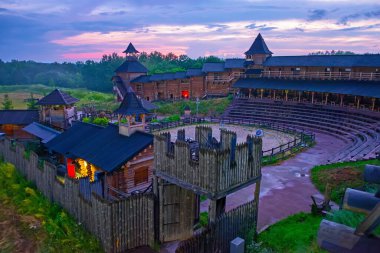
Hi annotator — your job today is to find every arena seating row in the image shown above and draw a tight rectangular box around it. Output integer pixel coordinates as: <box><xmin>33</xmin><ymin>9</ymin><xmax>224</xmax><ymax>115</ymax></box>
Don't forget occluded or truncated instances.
<box><xmin>222</xmin><ymin>98</ymin><xmax>380</xmax><ymax>162</ymax></box>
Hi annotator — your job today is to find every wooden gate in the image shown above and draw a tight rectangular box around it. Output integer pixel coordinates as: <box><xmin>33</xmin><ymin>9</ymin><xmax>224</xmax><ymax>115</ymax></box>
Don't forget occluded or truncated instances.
<box><xmin>158</xmin><ymin>180</ymin><xmax>196</xmax><ymax>242</ymax></box>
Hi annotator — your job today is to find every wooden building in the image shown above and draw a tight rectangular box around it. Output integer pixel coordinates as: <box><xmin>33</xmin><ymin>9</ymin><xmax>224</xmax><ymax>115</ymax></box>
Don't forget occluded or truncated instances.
<box><xmin>0</xmin><ymin>109</ymin><xmax>39</xmax><ymax>139</ymax></box>
<box><xmin>112</xmin><ymin>35</ymin><xmax>380</xmax><ymax>111</ymax></box>
<box><xmin>45</xmin><ymin>88</ymin><xmax>154</xmax><ymax>195</ymax></box>
<box><xmin>36</xmin><ymin>89</ymin><xmax>79</xmax><ymax>130</ymax></box>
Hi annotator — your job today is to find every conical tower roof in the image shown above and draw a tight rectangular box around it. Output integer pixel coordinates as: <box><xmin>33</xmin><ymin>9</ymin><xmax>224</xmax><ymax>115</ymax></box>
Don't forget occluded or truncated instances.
<box><xmin>123</xmin><ymin>42</ymin><xmax>139</xmax><ymax>54</ymax></box>
<box><xmin>36</xmin><ymin>89</ymin><xmax>79</xmax><ymax>105</ymax></box>
<box><xmin>114</xmin><ymin>87</ymin><xmax>149</xmax><ymax>116</ymax></box>
<box><xmin>245</xmin><ymin>33</ymin><xmax>273</xmax><ymax>55</ymax></box>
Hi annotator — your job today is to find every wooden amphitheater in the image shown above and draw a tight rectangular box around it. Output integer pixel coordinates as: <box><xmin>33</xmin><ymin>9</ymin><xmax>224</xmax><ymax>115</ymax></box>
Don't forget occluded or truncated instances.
<box><xmin>222</xmin><ymin>97</ymin><xmax>380</xmax><ymax>162</ymax></box>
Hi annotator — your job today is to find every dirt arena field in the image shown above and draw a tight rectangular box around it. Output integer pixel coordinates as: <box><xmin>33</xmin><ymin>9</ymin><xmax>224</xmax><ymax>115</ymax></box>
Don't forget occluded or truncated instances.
<box><xmin>162</xmin><ymin>124</ymin><xmax>295</xmax><ymax>151</ymax></box>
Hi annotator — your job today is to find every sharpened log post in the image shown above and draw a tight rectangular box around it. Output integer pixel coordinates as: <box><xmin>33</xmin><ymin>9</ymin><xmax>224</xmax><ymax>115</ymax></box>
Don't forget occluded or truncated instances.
<box><xmin>208</xmin><ymin>197</ymin><xmax>226</xmax><ymax>223</ymax></box>
<box><xmin>355</xmin><ymin>203</ymin><xmax>380</xmax><ymax>236</ymax></box>
<box><xmin>342</xmin><ymin>188</ymin><xmax>380</xmax><ymax>215</ymax></box>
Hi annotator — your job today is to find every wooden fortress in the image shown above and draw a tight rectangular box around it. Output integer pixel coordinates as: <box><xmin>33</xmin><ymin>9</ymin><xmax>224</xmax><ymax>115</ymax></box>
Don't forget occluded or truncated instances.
<box><xmin>153</xmin><ymin>125</ymin><xmax>262</xmax><ymax>242</ymax></box>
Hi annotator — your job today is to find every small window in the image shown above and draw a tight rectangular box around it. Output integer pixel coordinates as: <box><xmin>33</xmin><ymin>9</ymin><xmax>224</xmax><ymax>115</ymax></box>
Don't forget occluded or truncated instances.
<box><xmin>295</xmin><ymin>67</ymin><xmax>301</xmax><ymax>71</ymax></box>
<box><xmin>325</xmin><ymin>68</ymin><xmax>331</xmax><ymax>72</ymax></box>
<box><xmin>136</xmin><ymin>84</ymin><xmax>142</xmax><ymax>92</ymax></box>
<box><xmin>134</xmin><ymin>167</ymin><xmax>149</xmax><ymax>185</ymax></box>
<box><xmin>345</xmin><ymin>68</ymin><xmax>351</xmax><ymax>72</ymax></box>
<box><xmin>146</xmin><ymin>97</ymin><xmax>150</xmax><ymax>101</ymax></box>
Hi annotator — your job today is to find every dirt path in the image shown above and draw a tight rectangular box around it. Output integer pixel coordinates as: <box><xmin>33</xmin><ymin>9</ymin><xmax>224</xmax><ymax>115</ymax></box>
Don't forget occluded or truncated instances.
<box><xmin>0</xmin><ymin>202</ymin><xmax>45</xmax><ymax>253</ymax></box>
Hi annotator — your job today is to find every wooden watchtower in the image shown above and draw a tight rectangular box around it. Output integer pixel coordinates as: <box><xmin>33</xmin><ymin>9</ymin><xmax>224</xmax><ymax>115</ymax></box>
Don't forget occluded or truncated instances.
<box><xmin>36</xmin><ymin>89</ymin><xmax>79</xmax><ymax>130</ymax></box>
<box><xmin>154</xmin><ymin>126</ymin><xmax>262</xmax><ymax>242</ymax></box>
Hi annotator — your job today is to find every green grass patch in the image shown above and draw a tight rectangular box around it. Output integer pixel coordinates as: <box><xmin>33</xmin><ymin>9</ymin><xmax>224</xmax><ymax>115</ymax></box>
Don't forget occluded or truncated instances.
<box><xmin>326</xmin><ymin>209</ymin><xmax>380</xmax><ymax>235</ymax></box>
<box><xmin>255</xmin><ymin>212</ymin><xmax>326</xmax><ymax>253</ymax></box>
<box><xmin>0</xmin><ymin>161</ymin><xmax>102</xmax><ymax>252</ymax></box>
<box><xmin>153</xmin><ymin>97</ymin><xmax>232</xmax><ymax>116</ymax></box>
<box><xmin>0</xmin><ymin>84</ymin><xmax>117</xmax><ymax>111</ymax></box>
<box><xmin>310</xmin><ymin>159</ymin><xmax>380</xmax><ymax>203</ymax></box>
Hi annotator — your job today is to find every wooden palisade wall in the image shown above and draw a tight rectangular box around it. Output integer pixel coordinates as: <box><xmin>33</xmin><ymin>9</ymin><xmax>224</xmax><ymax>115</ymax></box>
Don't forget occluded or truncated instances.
<box><xmin>0</xmin><ymin>138</ymin><xmax>155</xmax><ymax>253</ymax></box>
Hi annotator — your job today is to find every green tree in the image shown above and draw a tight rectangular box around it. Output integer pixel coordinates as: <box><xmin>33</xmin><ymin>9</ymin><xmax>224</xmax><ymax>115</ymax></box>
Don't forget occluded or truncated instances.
<box><xmin>26</xmin><ymin>93</ymin><xmax>38</xmax><ymax>109</ymax></box>
<box><xmin>2</xmin><ymin>94</ymin><xmax>14</xmax><ymax>109</ymax></box>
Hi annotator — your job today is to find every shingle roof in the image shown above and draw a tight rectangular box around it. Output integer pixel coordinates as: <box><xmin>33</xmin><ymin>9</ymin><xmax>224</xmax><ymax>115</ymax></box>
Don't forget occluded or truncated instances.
<box><xmin>140</xmin><ymin>99</ymin><xmax>159</xmax><ymax>111</ymax></box>
<box><xmin>202</xmin><ymin>62</ymin><xmax>225</xmax><ymax>72</ymax></box>
<box><xmin>224</xmin><ymin>59</ymin><xmax>246</xmax><ymax>69</ymax></box>
<box><xmin>69</xmin><ymin>124</ymin><xmax>153</xmax><ymax>172</ymax></box>
<box><xmin>114</xmin><ymin>87</ymin><xmax>150</xmax><ymax>115</ymax></box>
<box><xmin>233</xmin><ymin>78</ymin><xmax>380</xmax><ymax>98</ymax></box>
<box><xmin>36</xmin><ymin>89</ymin><xmax>79</xmax><ymax>105</ymax></box>
<box><xmin>174</xmin><ymin>72</ymin><xmax>187</xmax><ymax>79</ymax></box>
<box><xmin>0</xmin><ymin>110</ymin><xmax>39</xmax><ymax>125</ymax></box>
<box><xmin>245</xmin><ymin>33</ymin><xmax>273</xmax><ymax>55</ymax></box>
<box><xmin>131</xmin><ymin>75</ymin><xmax>151</xmax><ymax>83</ymax></box>
<box><xmin>46</xmin><ymin>122</ymin><xmax>153</xmax><ymax>172</ymax></box>
<box><xmin>186</xmin><ymin>68</ymin><xmax>204</xmax><ymax>77</ymax></box>
<box><xmin>264</xmin><ymin>55</ymin><xmax>380</xmax><ymax>67</ymax></box>
<box><xmin>115</xmin><ymin>58</ymin><xmax>148</xmax><ymax>73</ymax></box>
<box><xmin>45</xmin><ymin>122</ymin><xmax>103</xmax><ymax>155</ymax></box>
<box><xmin>23</xmin><ymin>122</ymin><xmax>61</xmax><ymax>143</ymax></box>
<box><xmin>123</xmin><ymin>43</ymin><xmax>139</xmax><ymax>54</ymax></box>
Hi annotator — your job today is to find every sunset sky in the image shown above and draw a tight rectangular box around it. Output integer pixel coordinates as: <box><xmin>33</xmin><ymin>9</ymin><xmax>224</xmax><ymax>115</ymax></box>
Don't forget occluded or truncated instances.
<box><xmin>0</xmin><ymin>0</ymin><xmax>379</xmax><ymax>62</ymax></box>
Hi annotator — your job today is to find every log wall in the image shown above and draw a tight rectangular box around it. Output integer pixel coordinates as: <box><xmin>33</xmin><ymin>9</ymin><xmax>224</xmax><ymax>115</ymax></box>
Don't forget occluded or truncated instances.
<box><xmin>154</xmin><ymin>126</ymin><xmax>262</xmax><ymax>199</ymax></box>
<box><xmin>0</xmin><ymin>138</ymin><xmax>155</xmax><ymax>253</ymax></box>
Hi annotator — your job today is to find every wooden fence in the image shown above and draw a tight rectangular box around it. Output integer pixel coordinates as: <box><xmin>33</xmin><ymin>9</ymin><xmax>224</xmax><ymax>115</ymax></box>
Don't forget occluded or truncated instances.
<box><xmin>149</xmin><ymin>117</ymin><xmax>315</xmax><ymax>160</ymax></box>
<box><xmin>176</xmin><ymin>199</ymin><xmax>258</xmax><ymax>253</ymax></box>
<box><xmin>0</xmin><ymin>138</ymin><xmax>155</xmax><ymax>253</ymax></box>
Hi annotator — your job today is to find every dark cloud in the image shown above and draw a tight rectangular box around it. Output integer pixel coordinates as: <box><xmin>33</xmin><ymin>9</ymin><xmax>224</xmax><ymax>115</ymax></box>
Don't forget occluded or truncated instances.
<box><xmin>338</xmin><ymin>9</ymin><xmax>380</xmax><ymax>25</ymax></box>
<box><xmin>245</xmin><ymin>23</ymin><xmax>277</xmax><ymax>31</ymax></box>
<box><xmin>295</xmin><ymin>28</ymin><xmax>304</xmax><ymax>32</ymax></box>
<box><xmin>307</xmin><ymin>9</ymin><xmax>327</xmax><ymax>21</ymax></box>
<box><xmin>338</xmin><ymin>23</ymin><xmax>380</xmax><ymax>31</ymax></box>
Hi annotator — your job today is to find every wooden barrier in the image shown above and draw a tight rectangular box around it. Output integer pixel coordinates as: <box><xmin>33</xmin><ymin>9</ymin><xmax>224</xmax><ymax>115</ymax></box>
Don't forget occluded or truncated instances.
<box><xmin>176</xmin><ymin>199</ymin><xmax>258</xmax><ymax>253</ymax></box>
<box><xmin>0</xmin><ymin>138</ymin><xmax>155</xmax><ymax>253</ymax></box>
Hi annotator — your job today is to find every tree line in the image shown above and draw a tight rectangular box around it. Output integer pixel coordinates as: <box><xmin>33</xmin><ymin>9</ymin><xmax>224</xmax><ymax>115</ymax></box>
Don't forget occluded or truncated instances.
<box><xmin>0</xmin><ymin>52</ymin><xmax>223</xmax><ymax>92</ymax></box>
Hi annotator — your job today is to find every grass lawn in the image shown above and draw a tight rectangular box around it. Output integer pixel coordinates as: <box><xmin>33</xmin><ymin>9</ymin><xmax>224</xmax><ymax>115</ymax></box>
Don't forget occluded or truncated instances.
<box><xmin>252</xmin><ymin>212</ymin><xmax>326</xmax><ymax>253</ymax></box>
<box><xmin>0</xmin><ymin>161</ymin><xmax>102</xmax><ymax>252</ymax></box>
<box><xmin>153</xmin><ymin>96</ymin><xmax>232</xmax><ymax>116</ymax></box>
<box><xmin>0</xmin><ymin>84</ymin><xmax>118</xmax><ymax>111</ymax></box>
<box><xmin>310</xmin><ymin>159</ymin><xmax>380</xmax><ymax>204</ymax></box>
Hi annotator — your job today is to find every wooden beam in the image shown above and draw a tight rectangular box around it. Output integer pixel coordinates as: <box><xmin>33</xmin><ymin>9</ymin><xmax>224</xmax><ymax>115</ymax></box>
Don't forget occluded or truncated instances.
<box><xmin>355</xmin><ymin>203</ymin><xmax>380</xmax><ymax>236</ymax></box>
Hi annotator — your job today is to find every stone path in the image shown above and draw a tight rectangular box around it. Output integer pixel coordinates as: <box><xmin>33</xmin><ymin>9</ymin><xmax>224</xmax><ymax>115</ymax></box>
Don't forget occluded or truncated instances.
<box><xmin>161</xmin><ymin>133</ymin><xmax>346</xmax><ymax>252</ymax></box>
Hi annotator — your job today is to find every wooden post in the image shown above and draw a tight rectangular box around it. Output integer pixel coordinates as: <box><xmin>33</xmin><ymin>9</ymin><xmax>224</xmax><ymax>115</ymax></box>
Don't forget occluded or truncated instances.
<box><xmin>298</xmin><ymin>91</ymin><xmax>301</xmax><ymax>102</ymax></box>
<box><xmin>253</xmin><ymin>180</ymin><xmax>261</xmax><ymax>239</ymax></box>
<box><xmin>355</xmin><ymin>203</ymin><xmax>380</xmax><ymax>236</ymax></box>
<box><xmin>208</xmin><ymin>197</ymin><xmax>226</xmax><ymax>223</ymax></box>
<box><xmin>273</xmin><ymin>90</ymin><xmax>276</xmax><ymax>100</ymax></box>
<box><xmin>325</xmin><ymin>93</ymin><xmax>329</xmax><ymax>105</ymax></box>
<box><xmin>371</xmin><ymin>98</ymin><xmax>376</xmax><ymax>111</ymax></box>
<box><xmin>311</xmin><ymin>92</ymin><xmax>315</xmax><ymax>104</ymax></box>
<box><xmin>285</xmin><ymin>90</ymin><xmax>288</xmax><ymax>101</ymax></box>
<box><xmin>340</xmin><ymin>94</ymin><xmax>344</xmax><ymax>106</ymax></box>
<box><xmin>248</xmin><ymin>89</ymin><xmax>251</xmax><ymax>98</ymax></box>
<box><xmin>357</xmin><ymin>97</ymin><xmax>361</xmax><ymax>109</ymax></box>
<box><xmin>260</xmin><ymin>89</ymin><xmax>264</xmax><ymax>99</ymax></box>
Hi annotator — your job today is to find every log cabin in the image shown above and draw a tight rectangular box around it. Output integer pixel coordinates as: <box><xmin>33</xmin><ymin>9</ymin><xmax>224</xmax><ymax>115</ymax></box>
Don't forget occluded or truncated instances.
<box><xmin>0</xmin><ymin>109</ymin><xmax>39</xmax><ymax>140</ymax></box>
<box><xmin>45</xmin><ymin>88</ymin><xmax>154</xmax><ymax>195</ymax></box>
<box><xmin>113</xmin><ymin>34</ymin><xmax>380</xmax><ymax>111</ymax></box>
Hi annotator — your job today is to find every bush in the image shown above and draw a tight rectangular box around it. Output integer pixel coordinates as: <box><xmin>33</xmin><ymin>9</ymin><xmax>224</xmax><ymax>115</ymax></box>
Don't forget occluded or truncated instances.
<box><xmin>82</xmin><ymin>117</ymin><xmax>109</xmax><ymax>126</ymax></box>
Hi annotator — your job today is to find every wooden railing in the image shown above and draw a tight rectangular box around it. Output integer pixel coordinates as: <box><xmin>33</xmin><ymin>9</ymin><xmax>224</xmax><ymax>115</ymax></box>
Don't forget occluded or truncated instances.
<box><xmin>205</xmin><ymin>72</ymin><xmax>244</xmax><ymax>82</ymax></box>
<box><xmin>259</xmin><ymin>71</ymin><xmax>380</xmax><ymax>81</ymax></box>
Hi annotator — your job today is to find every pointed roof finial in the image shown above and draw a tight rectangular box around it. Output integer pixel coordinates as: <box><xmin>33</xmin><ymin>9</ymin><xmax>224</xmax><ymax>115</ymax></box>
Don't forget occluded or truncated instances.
<box><xmin>123</xmin><ymin>42</ymin><xmax>139</xmax><ymax>54</ymax></box>
<box><xmin>245</xmin><ymin>33</ymin><xmax>273</xmax><ymax>55</ymax></box>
